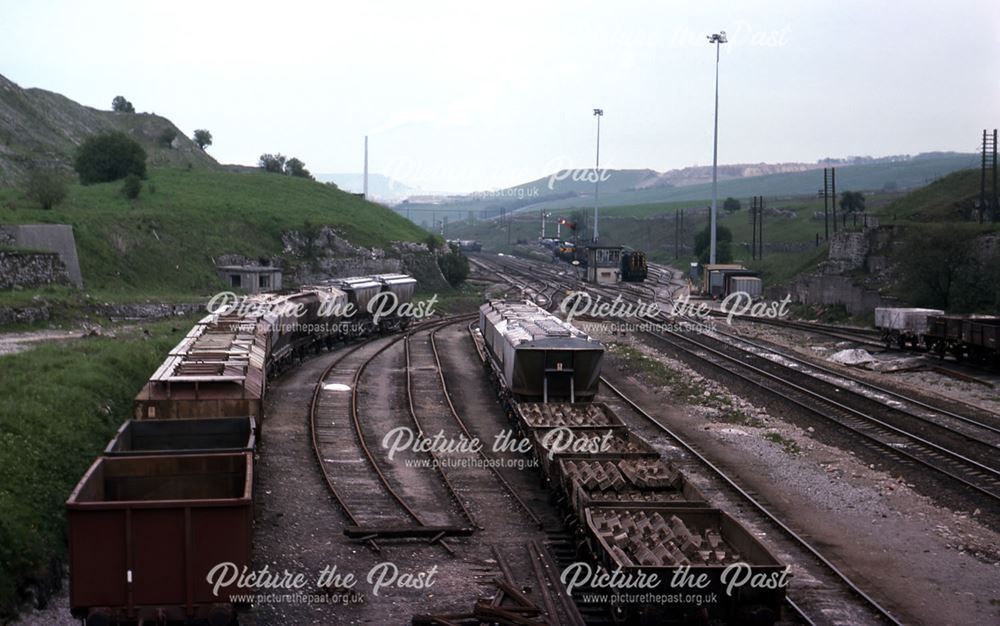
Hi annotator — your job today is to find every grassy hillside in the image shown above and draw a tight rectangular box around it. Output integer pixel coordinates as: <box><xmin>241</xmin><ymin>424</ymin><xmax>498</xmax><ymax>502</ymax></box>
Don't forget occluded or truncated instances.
<box><xmin>0</xmin><ymin>320</ymin><xmax>189</xmax><ymax>619</ymax></box>
<box><xmin>0</xmin><ymin>167</ymin><xmax>427</xmax><ymax>299</ymax></box>
<box><xmin>876</xmin><ymin>168</ymin><xmax>982</xmax><ymax>222</ymax></box>
<box><xmin>0</xmin><ymin>74</ymin><xmax>217</xmax><ymax>186</ymax></box>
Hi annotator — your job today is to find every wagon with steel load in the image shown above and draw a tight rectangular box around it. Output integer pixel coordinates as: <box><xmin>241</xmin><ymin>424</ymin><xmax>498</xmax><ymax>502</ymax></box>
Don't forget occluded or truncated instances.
<box><xmin>514</xmin><ymin>401</ymin><xmax>623</xmax><ymax>430</ymax></box>
<box><xmin>66</xmin><ymin>453</ymin><xmax>253</xmax><ymax>626</ymax></box>
<box><xmin>104</xmin><ymin>416</ymin><xmax>256</xmax><ymax>456</ymax></box>
<box><xmin>581</xmin><ymin>504</ymin><xmax>787</xmax><ymax>624</ymax></box>
<box><xmin>558</xmin><ymin>458</ymin><xmax>706</xmax><ymax>521</ymax></box>
<box><xmin>530</xmin><ymin>426</ymin><xmax>659</xmax><ymax>482</ymax></box>
<box><xmin>480</xmin><ymin>300</ymin><xmax>604</xmax><ymax>402</ymax></box>
<box><xmin>134</xmin><ymin>313</ymin><xmax>268</xmax><ymax>421</ymax></box>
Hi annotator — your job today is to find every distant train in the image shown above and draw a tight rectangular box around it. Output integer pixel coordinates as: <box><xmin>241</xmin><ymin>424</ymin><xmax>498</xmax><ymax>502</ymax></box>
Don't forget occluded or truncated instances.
<box><xmin>620</xmin><ymin>249</ymin><xmax>648</xmax><ymax>282</ymax></box>
<box><xmin>447</xmin><ymin>239</ymin><xmax>482</xmax><ymax>253</ymax></box>
<box><xmin>875</xmin><ymin>307</ymin><xmax>999</xmax><ymax>365</ymax></box>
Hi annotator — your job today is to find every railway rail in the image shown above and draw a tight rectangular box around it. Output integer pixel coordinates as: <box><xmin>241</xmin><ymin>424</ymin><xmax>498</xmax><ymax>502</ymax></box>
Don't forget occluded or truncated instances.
<box><xmin>488</xmin><ymin>254</ymin><xmax>1000</xmax><ymax>504</ymax></box>
<box><xmin>476</xmin><ymin>256</ymin><xmax>905</xmax><ymax>625</ymax></box>
<box><xmin>308</xmin><ymin>315</ymin><xmax>478</xmax><ymax>554</ymax></box>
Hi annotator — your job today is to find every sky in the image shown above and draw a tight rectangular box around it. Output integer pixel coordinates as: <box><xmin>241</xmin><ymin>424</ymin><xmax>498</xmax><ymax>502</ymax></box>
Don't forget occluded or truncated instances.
<box><xmin>2</xmin><ymin>0</ymin><xmax>998</xmax><ymax>193</ymax></box>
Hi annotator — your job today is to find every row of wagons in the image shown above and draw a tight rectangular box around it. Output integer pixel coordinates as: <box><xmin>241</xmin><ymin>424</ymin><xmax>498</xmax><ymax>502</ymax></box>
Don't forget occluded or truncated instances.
<box><xmin>66</xmin><ymin>416</ymin><xmax>256</xmax><ymax>626</ymax></box>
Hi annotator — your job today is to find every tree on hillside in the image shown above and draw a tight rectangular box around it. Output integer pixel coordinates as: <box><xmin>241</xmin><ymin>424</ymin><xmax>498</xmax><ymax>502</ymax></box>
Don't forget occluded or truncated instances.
<box><xmin>111</xmin><ymin>96</ymin><xmax>135</xmax><ymax>113</ymax></box>
<box><xmin>158</xmin><ymin>128</ymin><xmax>177</xmax><ymax>147</ymax></box>
<box><xmin>898</xmin><ymin>225</ymin><xmax>994</xmax><ymax>311</ymax></box>
<box><xmin>193</xmin><ymin>129</ymin><xmax>213</xmax><ymax>150</ymax></box>
<box><xmin>285</xmin><ymin>157</ymin><xmax>313</xmax><ymax>180</ymax></box>
<box><xmin>121</xmin><ymin>174</ymin><xmax>142</xmax><ymax>200</ymax></box>
<box><xmin>840</xmin><ymin>190</ymin><xmax>865</xmax><ymax>214</ymax></box>
<box><xmin>258</xmin><ymin>153</ymin><xmax>287</xmax><ymax>173</ymax></box>
<box><xmin>24</xmin><ymin>168</ymin><xmax>68</xmax><ymax>210</ymax></box>
<box><xmin>693</xmin><ymin>224</ymin><xmax>733</xmax><ymax>265</ymax></box>
<box><xmin>723</xmin><ymin>197</ymin><xmax>741</xmax><ymax>213</ymax></box>
<box><xmin>438</xmin><ymin>244</ymin><xmax>470</xmax><ymax>286</ymax></box>
<box><xmin>425</xmin><ymin>233</ymin><xmax>443</xmax><ymax>251</ymax></box>
<box><xmin>74</xmin><ymin>132</ymin><xmax>147</xmax><ymax>184</ymax></box>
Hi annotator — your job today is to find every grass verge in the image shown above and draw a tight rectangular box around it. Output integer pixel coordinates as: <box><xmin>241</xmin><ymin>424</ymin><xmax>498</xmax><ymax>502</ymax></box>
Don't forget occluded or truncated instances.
<box><xmin>0</xmin><ymin>319</ymin><xmax>191</xmax><ymax>618</ymax></box>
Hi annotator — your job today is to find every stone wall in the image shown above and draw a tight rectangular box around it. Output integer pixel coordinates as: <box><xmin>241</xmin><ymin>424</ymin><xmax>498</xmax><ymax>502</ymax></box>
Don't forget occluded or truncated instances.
<box><xmin>770</xmin><ymin>274</ymin><xmax>892</xmax><ymax>316</ymax></box>
<box><xmin>779</xmin><ymin>224</ymin><xmax>900</xmax><ymax>316</ymax></box>
<box><xmin>0</xmin><ymin>224</ymin><xmax>83</xmax><ymax>287</ymax></box>
<box><xmin>0</xmin><ymin>250</ymin><xmax>71</xmax><ymax>289</ymax></box>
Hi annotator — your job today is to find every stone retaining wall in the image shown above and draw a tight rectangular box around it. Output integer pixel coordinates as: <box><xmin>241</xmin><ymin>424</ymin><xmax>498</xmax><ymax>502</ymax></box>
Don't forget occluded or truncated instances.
<box><xmin>0</xmin><ymin>250</ymin><xmax>71</xmax><ymax>289</ymax></box>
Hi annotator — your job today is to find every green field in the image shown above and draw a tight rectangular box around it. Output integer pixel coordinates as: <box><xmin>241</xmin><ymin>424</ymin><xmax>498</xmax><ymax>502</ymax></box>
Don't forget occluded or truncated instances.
<box><xmin>0</xmin><ymin>167</ymin><xmax>426</xmax><ymax>303</ymax></box>
<box><xmin>0</xmin><ymin>320</ymin><xmax>191</xmax><ymax>619</ymax></box>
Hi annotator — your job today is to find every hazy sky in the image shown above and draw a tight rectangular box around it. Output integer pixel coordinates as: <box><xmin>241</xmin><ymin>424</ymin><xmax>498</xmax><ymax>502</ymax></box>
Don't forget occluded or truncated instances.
<box><xmin>2</xmin><ymin>0</ymin><xmax>997</xmax><ymax>192</ymax></box>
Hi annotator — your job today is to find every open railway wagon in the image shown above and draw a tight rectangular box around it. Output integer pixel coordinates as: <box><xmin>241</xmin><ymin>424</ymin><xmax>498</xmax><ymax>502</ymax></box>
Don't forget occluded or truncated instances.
<box><xmin>579</xmin><ymin>504</ymin><xmax>787</xmax><ymax>624</ymax></box>
<box><xmin>104</xmin><ymin>416</ymin><xmax>256</xmax><ymax>456</ymax></box>
<box><xmin>479</xmin><ymin>300</ymin><xmax>604</xmax><ymax>403</ymax></box>
<box><xmin>530</xmin><ymin>425</ymin><xmax>659</xmax><ymax>483</ymax></box>
<box><xmin>66</xmin><ymin>452</ymin><xmax>254</xmax><ymax>626</ymax></box>
<box><xmin>926</xmin><ymin>314</ymin><xmax>1000</xmax><ymax>364</ymax></box>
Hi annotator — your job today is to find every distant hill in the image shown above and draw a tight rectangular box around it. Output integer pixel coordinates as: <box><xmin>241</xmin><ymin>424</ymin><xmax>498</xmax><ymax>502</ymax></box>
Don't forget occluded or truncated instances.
<box><xmin>394</xmin><ymin>154</ymin><xmax>977</xmax><ymax>225</ymax></box>
<box><xmin>314</xmin><ymin>172</ymin><xmax>415</xmax><ymax>199</ymax></box>
<box><xmin>0</xmin><ymin>73</ymin><xmax>218</xmax><ymax>186</ymax></box>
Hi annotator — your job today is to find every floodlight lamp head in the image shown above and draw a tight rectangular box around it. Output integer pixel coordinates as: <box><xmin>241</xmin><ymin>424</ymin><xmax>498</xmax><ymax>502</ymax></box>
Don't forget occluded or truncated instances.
<box><xmin>593</xmin><ymin>108</ymin><xmax>603</xmax><ymax>116</ymax></box>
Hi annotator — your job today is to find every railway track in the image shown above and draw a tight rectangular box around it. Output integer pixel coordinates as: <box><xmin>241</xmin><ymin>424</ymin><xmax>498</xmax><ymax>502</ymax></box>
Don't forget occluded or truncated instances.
<box><xmin>308</xmin><ymin>316</ymin><xmax>477</xmax><ymax>554</ymax></box>
<box><xmin>646</xmin><ymin>326</ymin><xmax>1000</xmax><ymax>503</ymax></box>
<box><xmin>406</xmin><ymin>319</ymin><xmax>544</xmax><ymax>528</ymax></box>
<box><xmin>476</xmin><ymin>255</ymin><xmax>912</xmax><ymax>625</ymax></box>
<box><xmin>597</xmin><ymin>377</ymin><xmax>901</xmax><ymax>626</ymax></box>
<box><xmin>493</xmin><ymin>255</ymin><xmax>1000</xmax><ymax>505</ymax></box>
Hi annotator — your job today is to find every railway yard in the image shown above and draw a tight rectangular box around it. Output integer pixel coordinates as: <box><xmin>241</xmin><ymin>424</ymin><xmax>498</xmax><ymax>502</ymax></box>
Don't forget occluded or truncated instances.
<box><xmin>24</xmin><ymin>252</ymin><xmax>999</xmax><ymax>626</ymax></box>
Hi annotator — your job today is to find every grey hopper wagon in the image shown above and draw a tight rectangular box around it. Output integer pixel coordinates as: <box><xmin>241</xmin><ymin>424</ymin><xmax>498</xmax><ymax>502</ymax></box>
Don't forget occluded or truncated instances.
<box><xmin>479</xmin><ymin>300</ymin><xmax>604</xmax><ymax>402</ymax></box>
<box><xmin>370</xmin><ymin>273</ymin><xmax>417</xmax><ymax>303</ymax></box>
<box><xmin>334</xmin><ymin>276</ymin><xmax>383</xmax><ymax>312</ymax></box>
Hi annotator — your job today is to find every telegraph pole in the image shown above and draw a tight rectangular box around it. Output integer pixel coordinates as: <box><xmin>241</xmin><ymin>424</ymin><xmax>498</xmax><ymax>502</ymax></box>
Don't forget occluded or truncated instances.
<box><xmin>674</xmin><ymin>209</ymin><xmax>681</xmax><ymax>259</ymax></box>
<box><xmin>823</xmin><ymin>168</ymin><xmax>829</xmax><ymax>240</ymax></box>
<box><xmin>981</xmin><ymin>129</ymin><xmax>998</xmax><ymax>223</ymax></box>
<box><xmin>831</xmin><ymin>167</ymin><xmax>837</xmax><ymax>234</ymax></box>
<box><xmin>757</xmin><ymin>196</ymin><xmax>764</xmax><ymax>259</ymax></box>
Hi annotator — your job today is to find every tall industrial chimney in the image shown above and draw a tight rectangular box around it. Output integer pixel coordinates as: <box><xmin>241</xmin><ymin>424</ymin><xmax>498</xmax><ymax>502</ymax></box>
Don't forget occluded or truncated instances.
<box><xmin>363</xmin><ymin>135</ymin><xmax>369</xmax><ymax>200</ymax></box>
